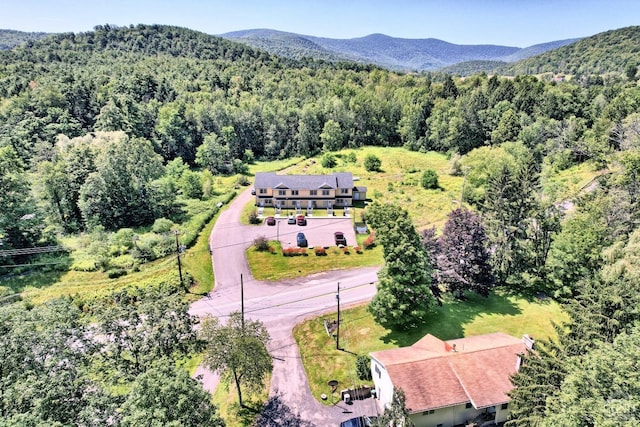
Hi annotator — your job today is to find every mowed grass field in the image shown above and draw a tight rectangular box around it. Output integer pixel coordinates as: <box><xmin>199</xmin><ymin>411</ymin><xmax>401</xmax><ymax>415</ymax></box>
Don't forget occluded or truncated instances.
<box><xmin>294</xmin><ymin>290</ymin><xmax>568</xmax><ymax>404</ymax></box>
<box><xmin>281</xmin><ymin>147</ymin><xmax>464</xmax><ymax>231</ymax></box>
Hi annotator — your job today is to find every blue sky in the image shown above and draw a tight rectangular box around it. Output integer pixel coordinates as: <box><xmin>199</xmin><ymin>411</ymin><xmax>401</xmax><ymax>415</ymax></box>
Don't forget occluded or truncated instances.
<box><xmin>1</xmin><ymin>0</ymin><xmax>639</xmax><ymax>47</ymax></box>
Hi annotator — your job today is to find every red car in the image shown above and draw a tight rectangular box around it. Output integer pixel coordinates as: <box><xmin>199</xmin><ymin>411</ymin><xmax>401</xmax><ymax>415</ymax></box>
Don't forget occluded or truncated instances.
<box><xmin>265</xmin><ymin>216</ymin><xmax>276</xmax><ymax>226</ymax></box>
<box><xmin>296</xmin><ymin>215</ymin><xmax>306</xmax><ymax>226</ymax></box>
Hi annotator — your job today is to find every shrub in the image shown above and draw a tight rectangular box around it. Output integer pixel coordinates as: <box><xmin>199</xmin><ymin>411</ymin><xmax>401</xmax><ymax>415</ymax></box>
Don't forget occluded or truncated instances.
<box><xmin>421</xmin><ymin>169</ymin><xmax>439</xmax><ymax>189</ymax></box>
<box><xmin>364</xmin><ymin>154</ymin><xmax>381</xmax><ymax>172</ymax></box>
<box><xmin>355</xmin><ymin>355</ymin><xmax>372</xmax><ymax>381</ymax></box>
<box><xmin>354</xmin><ymin>246</ymin><xmax>362</xmax><ymax>254</ymax></box>
<box><xmin>363</xmin><ymin>232</ymin><xmax>376</xmax><ymax>249</ymax></box>
<box><xmin>254</xmin><ymin>235</ymin><xmax>270</xmax><ymax>251</ymax></box>
<box><xmin>321</xmin><ymin>153</ymin><xmax>337</xmax><ymax>168</ymax></box>
<box><xmin>342</xmin><ymin>247</ymin><xmax>350</xmax><ymax>255</ymax></box>
<box><xmin>282</xmin><ymin>247</ymin><xmax>307</xmax><ymax>257</ymax></box>
<box><xmin>248</xmin><ymin>210</ymin><xmax>261</xmax><ymax>224</ymax></box>
<box><xmin>314</xmin><ymin>247</ymin><xmax>327</xmax><ymax>256</ymax></box>
<box><xmin>152</xmin><ymin>218</ymin><xmax>175</xmax><ymax>233</ymax></box>
<box><xmin>107</xmin><ymin>269</ymin><xmax>127</xmax><ymax>279</ymax></box>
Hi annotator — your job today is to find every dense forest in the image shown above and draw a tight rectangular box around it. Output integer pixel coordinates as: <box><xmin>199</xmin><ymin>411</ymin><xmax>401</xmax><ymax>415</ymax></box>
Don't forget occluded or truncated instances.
<box><xmin>1</xmin><ymin>23</ymin><xmax>640</xmax><ymax>425</ymax></box>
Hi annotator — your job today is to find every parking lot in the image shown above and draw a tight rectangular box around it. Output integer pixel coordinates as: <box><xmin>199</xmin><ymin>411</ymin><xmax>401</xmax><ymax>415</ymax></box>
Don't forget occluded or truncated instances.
<box><xmin>267</xmin><ymin>216</ymin><xmax>357</xmax><ymax>248</ymax></box>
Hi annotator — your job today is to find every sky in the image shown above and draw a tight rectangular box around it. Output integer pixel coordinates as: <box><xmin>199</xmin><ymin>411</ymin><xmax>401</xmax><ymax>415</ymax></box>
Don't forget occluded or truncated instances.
<box><xmin>1</xmin><ymin>0</ymin><xmax>639</xmax><ymax>47</ymax></box>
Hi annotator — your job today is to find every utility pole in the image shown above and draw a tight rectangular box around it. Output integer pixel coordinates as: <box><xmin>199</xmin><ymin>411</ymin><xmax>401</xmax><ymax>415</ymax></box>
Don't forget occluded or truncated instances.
<box><xmin>174</xmin><ymin>230</ymin><xmax>184</xmax><ymax>288</ymax></box>
<box><xmin>336</xmin><ymin>281</ymin><xmax>341</xmax><ymax>350</ymax></box>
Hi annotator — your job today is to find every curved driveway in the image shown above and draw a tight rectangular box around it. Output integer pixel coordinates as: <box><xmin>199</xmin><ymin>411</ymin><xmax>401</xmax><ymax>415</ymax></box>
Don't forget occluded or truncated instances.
<box><xmin>189</xmin><ymin>188</ymin><xmax>381</xmax><ymax>426</ymax></box>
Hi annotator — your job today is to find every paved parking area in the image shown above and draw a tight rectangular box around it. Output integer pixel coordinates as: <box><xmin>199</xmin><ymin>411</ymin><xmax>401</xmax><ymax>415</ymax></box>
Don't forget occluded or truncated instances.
<box><xmin>268</xmin><ymin>216</ymin><xmax>357</xmax><ymax>248</ymax></box>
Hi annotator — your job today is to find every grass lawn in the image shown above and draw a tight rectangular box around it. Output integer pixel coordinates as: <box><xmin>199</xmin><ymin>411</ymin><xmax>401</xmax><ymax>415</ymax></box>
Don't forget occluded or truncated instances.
<box><xmin>211</xmin><ymin>376</ymin><xmax>270</xmax><ymax>427</ymax></box>
<box><xmin>293</xmin><ymin>290</ymin><xmax>567</xmax><ymax>404</ymax></box>
<box><xmin>283</xmin><ymin>147</ymin><xmax>464</xmax><ymax>231</ymax></box>
<box><xmin>247</xmin><ymin>235</ymin><xmax>383</xmax><ymax>281</ymax></box>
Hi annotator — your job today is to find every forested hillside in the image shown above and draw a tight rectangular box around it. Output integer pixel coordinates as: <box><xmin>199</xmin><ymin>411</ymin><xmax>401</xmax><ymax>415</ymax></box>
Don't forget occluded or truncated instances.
<box><xmin>501</xmin><ymin>26</ymin><xmax>640</xmax><ymax>76</ymax></box>
<box><xmin>1</xmin><ymin>23</ymin><xmax>640</xmax><ymax>426</ymax></box>
<box><xmin>0</xmin><ymin>29</ymin><xmax>49</xmax><ymax>50</ymax></box>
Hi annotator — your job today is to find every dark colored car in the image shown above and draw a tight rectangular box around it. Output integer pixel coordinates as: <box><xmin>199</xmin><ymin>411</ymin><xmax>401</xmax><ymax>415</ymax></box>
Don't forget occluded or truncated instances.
<box><xmin>334</xmin><ymin>231</ymin><xmax>347</xmax><ymax>246</ymax></box>
<box><xmin>297</xmin><ymin>215</ymin><xmax>307</xmax><ymax>226</ymax></box>
<box><xmin>296</xmin><ymin>232</ymin><xmax>307</xmax><ymax>247</ymax></box>
<box><xmin>287</xmin><ymin>215</ymin><xmax>296</xmax><ymax>224</ymax></box>
<box><xmin>265</xmin><ymin>216</ymin><xmax>276</xmax><ymax>226</ymax></box>
<box><xmin>339</xmin><ymin>416</ymin><xmax>378</xmax><ymax>427</ymax></box>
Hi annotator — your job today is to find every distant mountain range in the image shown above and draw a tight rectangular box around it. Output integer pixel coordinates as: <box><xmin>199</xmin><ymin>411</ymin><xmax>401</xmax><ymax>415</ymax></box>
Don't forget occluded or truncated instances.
<box><xmin>3</xmin><ymin>25</ymin><xmax>638</xmax><ymax>77</ymax></box>
<box><xmin>220</xmin><ymin>29</ymin><xmax>580</xmax><ymax>72</ymax></box>
<box><xmin>0</xmin><ymin>29</ymin><xmax>48</xmax><ymax>50</ymax></box>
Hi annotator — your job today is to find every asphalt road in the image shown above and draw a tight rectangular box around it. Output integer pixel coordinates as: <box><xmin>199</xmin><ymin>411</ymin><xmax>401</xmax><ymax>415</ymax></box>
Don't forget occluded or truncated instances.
<box><xmin>189</xmin><ymin>188</ymin><xmax>381</xmax><ymax>426</ymax></box>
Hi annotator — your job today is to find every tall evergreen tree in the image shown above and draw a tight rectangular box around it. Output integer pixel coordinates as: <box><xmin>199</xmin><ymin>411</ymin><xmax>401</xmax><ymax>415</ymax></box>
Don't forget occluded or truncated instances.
<box><xmin>367</xmin><ymin>203</ymin><xmax>435</xmax><ymax>329</ymax></box>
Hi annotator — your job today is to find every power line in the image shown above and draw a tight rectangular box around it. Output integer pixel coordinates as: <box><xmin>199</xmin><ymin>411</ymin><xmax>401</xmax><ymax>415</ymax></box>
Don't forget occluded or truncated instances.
<box><xmin>0</xmin><ymin>245</ymin><xmax>67</xmax><ymax>257</ymax></box>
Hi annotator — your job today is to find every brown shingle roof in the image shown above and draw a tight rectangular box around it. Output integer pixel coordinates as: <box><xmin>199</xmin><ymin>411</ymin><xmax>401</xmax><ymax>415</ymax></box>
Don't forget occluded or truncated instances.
<box><xmin>371</xmin><ymin>333</ymin><xmax>526</xmax><ymax>413</ymax></box>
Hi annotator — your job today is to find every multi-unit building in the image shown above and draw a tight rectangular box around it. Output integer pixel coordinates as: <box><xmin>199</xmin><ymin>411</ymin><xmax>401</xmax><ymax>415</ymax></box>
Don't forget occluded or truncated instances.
<box><xmin>253</xmin><ymin>172</ymin><xmax>367</xmax><ymax>210</ymax></box>
<box><xmin>370</xmin><ymin>333</ymin><xmax>534</xmax><ymax>427</ymax></box>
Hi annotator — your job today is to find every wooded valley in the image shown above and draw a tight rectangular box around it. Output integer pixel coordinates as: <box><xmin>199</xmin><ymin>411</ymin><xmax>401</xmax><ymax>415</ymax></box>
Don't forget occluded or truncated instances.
<box><xmin>1</xmin><ymin>23</ymin><xmax>640</xmax><ymax>426</ymax></box>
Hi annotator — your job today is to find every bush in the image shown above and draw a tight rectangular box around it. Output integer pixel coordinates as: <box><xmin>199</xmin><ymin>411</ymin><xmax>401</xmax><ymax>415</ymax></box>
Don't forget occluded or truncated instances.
<box><xmin>421</xmin><ymin>169</ymin><xmax>439</xmax><ymax>189</ymax></box>
<box><xmin>342</xmin><ymin>247</ymin><xmax>350</xmax><ymax>255</ymax></box>
<box><xmin>363</xmin><ymin>232</ymin><xmax>376</xmax><ymax>249</ymax></box>
<box><xmin>354</xmin><ymin>246</ymin><xmax>362</xmax><ymax>254</ymax></box>
<box><xmin>248</xmin><ymin>210</ymin><xmax>261</xmax><ymax>224</ymax></box>
<box><xmin>283</xmin><ymin>247</ymin><xmax>307</xmax><ymax>257</ymax></box>
<box><xmin>314</xmin><ymin>247</ymin><xmax>327</xmax><ymax>256</ymax></box>
<box><xmin>152</xmin><ymin>218</ymin><xmax>175</xmax><ymax>233</ymax></box>
<box><xmin>254</xmin><ymin>235</ymin><xmax>270</xmax><ymax>251</ymax></box>
<box><xmin>107</xmin><ymin>269</ymin><xmax>127</xmax><ymax>279</ymax></box>
<box><xmin>364</xmin><ymin>154</ymin><xmax>381</xmax><ymax>172</ymax></box>
<box><xmin>321</xmin><ymin>153</ymin><xmax>337</xmax><ymax>168</ymax></box>
<box><xmin>355</xmin><ymin>355</ymin><xmax>372</xmax><ymax>381</ymax></box>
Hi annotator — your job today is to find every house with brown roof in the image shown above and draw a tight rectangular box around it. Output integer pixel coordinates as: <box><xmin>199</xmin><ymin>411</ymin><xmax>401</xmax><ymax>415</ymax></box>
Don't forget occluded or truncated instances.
<box><xmin>253</xmin><ymin>172</ymin><xmax>366</xmax><ymax>211</ymax></box>
<box><xmin>370</xmin><ymin>333</ymin><xmax>534</xmax><ymax>427</ymax></box>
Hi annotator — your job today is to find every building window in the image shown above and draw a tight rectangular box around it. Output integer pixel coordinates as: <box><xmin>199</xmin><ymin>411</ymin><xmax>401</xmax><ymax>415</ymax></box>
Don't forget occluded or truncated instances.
<box><xmin>259</xmin><ymin>188</ymin><xmax>267</xmax><ymax>194</ymax></box>
<box><xmin>291</xmin><ymin>190</ymin><xmax>299</xmax><ymax>195</ymax></box>
<box><xmin>336</xmin><ymin>199</ymin><xmax>343</xmax><ymax>205</ymax></box>
<box><xmin>310</xmin><ymin>190</ymin><xmax>317</xmax><ymax>196</ymax></box>
<box><xmin>501</xmin><ymin>403</ymin><xmax>509</xmax><ymax>410</ymax></box>
<box><xmin>265</xmin><ymin>199</ymin><xmax>272</xmax><ymax>205</ymax></box>
<box><xmin>465</xmin><ymin>403</ymin><xmax>473</xmax><ymax>409</ymax></box>
<box><xmin>422</xmin><ymin>410</ymin><xmax>435</xmax><ymax>415</ymax></box>
<box><xmin>437</xmin><ymin>424</ymin><xmax>443</xmax><ymax>427</ymax></box>
<box><xmin>322</xmin><ymin>190</ymin><xmax>330</xmax><ymax>196</ymax></box>
<box><xmin>278</xmin><ymin>190</ymin><xmax>286</xmax><ymax>196</ymax></box>
<box><xmin>341</xmin><ymin>188</ymin><xmax>349</xmax><ymax>194</ymax></box>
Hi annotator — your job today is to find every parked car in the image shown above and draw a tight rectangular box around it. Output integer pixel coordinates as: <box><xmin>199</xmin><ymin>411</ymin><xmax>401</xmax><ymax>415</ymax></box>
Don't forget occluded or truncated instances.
<box><xmin>296</xmin><ymin>232</ymin><xmax>308</xmax><ymax>247</ymax></box>
<box><xmin>339</xmin><ymin>416</ymin><xmax>378</xmax><ymax>427</ymax></box>
<box><xmin>251</xmin><ymin>187</ymin><xmax>256</xmax><ymax>195</ymax></box>
<box><xmin>265</xmin><ymin>216</ymin><xmax>276</xmax><ymax>226</ymax></box>
<box><xmin>297</xmin><ymin>215</ymin><xmax>307</xmax><ymax>226</ymax></box>
<box><xmin>287</xmin><ymin>215</ymin><xmax>296</xmax><ymax>224</ymax></box>
<box><xmin>334</xmin><ymin>231</ymin><xmax>347</xmax><ymax>246</ymax></box>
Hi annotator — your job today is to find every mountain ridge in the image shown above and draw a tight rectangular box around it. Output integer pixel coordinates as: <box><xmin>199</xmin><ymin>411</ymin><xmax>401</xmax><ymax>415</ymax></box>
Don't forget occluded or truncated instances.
<box><xmin>220</xmin><ymin>28</ymin><xmax>580</xmax><ymax>72</ymax></box>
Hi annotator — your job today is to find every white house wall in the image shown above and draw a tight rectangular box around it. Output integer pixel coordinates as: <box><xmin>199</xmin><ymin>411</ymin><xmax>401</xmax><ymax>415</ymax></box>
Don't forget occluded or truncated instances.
<box><xmin>371</xmin><ymin>359</ymin><xmax>394</xmax><ymax>408</ymax></box>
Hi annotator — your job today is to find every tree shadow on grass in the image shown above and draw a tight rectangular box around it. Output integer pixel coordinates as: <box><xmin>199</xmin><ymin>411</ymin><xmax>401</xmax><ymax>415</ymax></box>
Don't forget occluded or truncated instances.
<box><xmin>380</xmin><ymin>290</ymin><xmax>522</xmax><ymax>347</ymax></box>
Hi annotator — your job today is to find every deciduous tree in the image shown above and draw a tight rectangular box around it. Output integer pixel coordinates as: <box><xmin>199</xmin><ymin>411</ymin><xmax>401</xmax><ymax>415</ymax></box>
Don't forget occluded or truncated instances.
<box><xmin>200</xmin><ymin>312</ymin><xmax>272</xmax><ymax>407</ymax></box>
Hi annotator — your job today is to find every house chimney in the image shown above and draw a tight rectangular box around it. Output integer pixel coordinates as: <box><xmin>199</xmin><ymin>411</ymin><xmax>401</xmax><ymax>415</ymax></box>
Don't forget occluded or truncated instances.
<box><xmin>522</xmin><ymin>334</ymin><xmax>535</xmax><ymax>350</ymax></box>
<box><xmin>515</xmin><ymin>352</ymin><xmax>525</xmax><ymax>371</ymax></box>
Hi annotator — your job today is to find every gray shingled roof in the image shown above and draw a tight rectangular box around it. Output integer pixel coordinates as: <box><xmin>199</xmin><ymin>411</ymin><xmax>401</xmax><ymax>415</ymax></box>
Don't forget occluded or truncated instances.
<box><xmin>254</xmin><ymin>172</ymin><xmax>354</xmax><ymax>190</ymax></box>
